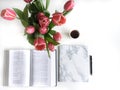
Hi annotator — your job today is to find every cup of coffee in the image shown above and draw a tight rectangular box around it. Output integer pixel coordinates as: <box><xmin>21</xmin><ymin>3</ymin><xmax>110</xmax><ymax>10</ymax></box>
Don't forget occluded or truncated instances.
<box><xmin>70</xmin><ymin>30</ymin><xmax>80</xmax><ymax>39</ymax></box>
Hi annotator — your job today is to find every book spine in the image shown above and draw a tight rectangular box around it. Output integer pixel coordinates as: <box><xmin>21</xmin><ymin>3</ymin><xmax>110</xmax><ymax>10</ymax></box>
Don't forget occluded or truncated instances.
<box><xmin>29</xmin><ymin>50</ymin><xmax>33</xmax><ymax>86</ymax></box>
<box><xmin>57</xmin><ymin>46</ymin><xmax>60</xmax><ymax>82</ymax></box>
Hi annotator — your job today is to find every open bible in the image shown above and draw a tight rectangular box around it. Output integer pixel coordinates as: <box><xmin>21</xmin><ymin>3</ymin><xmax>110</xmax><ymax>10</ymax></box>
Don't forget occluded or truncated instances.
<box><xmin>8</xmin><ymin>50</ymin><xmax>56</xmax><ymax>87</ymax></box>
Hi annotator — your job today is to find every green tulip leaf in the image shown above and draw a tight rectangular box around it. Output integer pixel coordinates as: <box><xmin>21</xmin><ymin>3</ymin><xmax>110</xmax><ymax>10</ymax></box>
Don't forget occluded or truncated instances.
<box><xmin>33</xmin><ymin>0</ymin><xmax>45</xmax><ymax>12</ymax></box>
<box><xmin>28</xmin><ymin>3</ymin><xmax>39</xmax><ymax>13</ymax></box>
<box><xmin>33</xmin><ymin>22</ymin><xmax>39</xmax><ymax>30</ymax></box>
<box><xmin>46</xmin><ymin>0</ymin><xmax>50</xmax><ymax>10</ymax></box>
<box><xmin>49</xmin><ymin>22</ymin><xmax>55</xmax><ymax>30</ymax></box>
<box><xmin>23</xmin><ymin>4</ymin><xmax>29</xmax><ymax>18</ymax></box>
<box><xmin>43</xmin><ymin>10</ymin><xmax>50</xmax><ymax>17</ymax></box>
<box><xmin>49</xmin><ymin>30</ymin><xmax>56</xmax><ymax>35</ymax></box>
<box><xmin>39</xmin><ymin>0</ymin><xmax>45</xmax><ymax>10</ymax></box>
<box><xmin>44</xmin><ymin>37</ymin><xmax>51</xmax><ymax>58</ymax></box>
<box><xmin>21</xmin><ymin>19</ymin><xmax>29</xmax><ymax>27</ymax></box>
<box><xmin>45</xmin><ymin>34</ymin><xmax>59</xmax><ymax>45</ymax></box>
<box><xmin>27</xmin><ymin>34</ymin><xmax>35</xmax><ymax>45</ymax></box>
<box><xmin>13</xmin><ymin>8</ymin><xmax>24</xmax><ymax>19</ymax></box>
<box><xmin>13</xmin><ymin>8</ymin><xmax>29</xmax><ymax>27</ymax></box>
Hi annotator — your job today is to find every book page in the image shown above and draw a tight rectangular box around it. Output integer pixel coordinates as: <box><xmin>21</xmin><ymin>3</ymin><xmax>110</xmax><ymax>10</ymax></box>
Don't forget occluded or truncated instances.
<box><xmin>31</xmin><ymin>50</ymin><xmax>56</xmax><ymax>86</ymax></box>
<box><xmin>8</xmin><ymin>50</ymin><xmax>30</xmax><ymax>86</ymax></box>
<box><xmin>50</xmin><ymin>51</ymin><xmax>57</xmax><ymax>86</ymax></box>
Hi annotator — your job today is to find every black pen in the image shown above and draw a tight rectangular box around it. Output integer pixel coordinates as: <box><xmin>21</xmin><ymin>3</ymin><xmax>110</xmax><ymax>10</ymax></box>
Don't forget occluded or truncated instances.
<box><xmin>90</xmin><ymin>55</ymin><xmax>93</xmax><ymax>75</ymax></box>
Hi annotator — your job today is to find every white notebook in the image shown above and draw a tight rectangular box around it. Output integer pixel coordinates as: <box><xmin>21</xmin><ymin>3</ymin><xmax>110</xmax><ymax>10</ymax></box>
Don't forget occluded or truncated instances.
<box><xmin>58</xmin><ymin>45</ymin><xmax>90</xmax><ymax>82</ymax></box>
<box><xmin>8</xmin><ymin>50</ymin><xmax>56</xmax><ymax>87</ymax></box>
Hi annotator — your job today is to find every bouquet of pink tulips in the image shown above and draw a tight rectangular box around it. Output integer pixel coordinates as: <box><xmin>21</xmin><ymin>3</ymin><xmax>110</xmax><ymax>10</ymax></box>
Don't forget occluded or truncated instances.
<box><xmin>1</xmin><ymin>0</ymin><xmax>74</xmax><ymax>57</ymax></box>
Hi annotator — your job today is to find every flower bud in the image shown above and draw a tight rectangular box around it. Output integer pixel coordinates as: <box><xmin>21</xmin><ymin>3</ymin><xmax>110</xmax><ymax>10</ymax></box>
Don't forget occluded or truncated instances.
<box><xmin>34</xmin><ymin>37</ymin><xmax>46</xmax><ymax>50</ymax></box>
<box><xmin>64</xmin><ymin>0</ymin><xmax>74</xmax><ymax>11</ymax></box>
<box><xmin>48</xmin><ymin>43</ymin><xmax>55</xmax><ymax>52</ymax></box>
<box><xmin>1</xmin><ymin>8</ymin><xmax>16</xmax><ymax>20</ymax></box>
<box><xmin>37</xmin><ymin>12</ymin><xmax>45</xmax><ymax>20</ymax></box>
<box><xmin>39</xmin><ymin>27</ymin><xmax>48</xmax><ymax>35</ymax></box>
<box><xmin>53</xmin><ymin>32</ymin><xmax>62</xmax><ymax>41</ymax></box>
<box><xmin>24</xmin><ymin>0</ymin><xmax>32</xmax><ymax>3</ymax></box>
<box><xmin>52</xmin><ymin>12</ymin><xmax>66</xmax><ymax>26</ymax></box>
<box><xmin>25</xmin><ymin>26</ymin><xmax>35</xmax><ymax>34</ymax></box>
<box><xmin>38</xmin><ymin>15</ymin><xmax>50</xmax><ymax>27</ymax></box>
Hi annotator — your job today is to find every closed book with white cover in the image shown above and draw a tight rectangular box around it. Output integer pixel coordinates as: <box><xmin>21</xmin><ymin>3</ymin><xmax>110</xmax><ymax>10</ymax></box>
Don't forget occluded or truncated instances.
<box><xmin>58</xmin><ymin>45</ymin><xmax>90</xmax><ymax>82</ymax></box>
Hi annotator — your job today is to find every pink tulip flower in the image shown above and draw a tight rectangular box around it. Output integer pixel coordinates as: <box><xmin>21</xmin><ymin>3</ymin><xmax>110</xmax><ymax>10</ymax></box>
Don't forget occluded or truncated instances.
<box><xmin>52</xmin><ymin>12</ymin><xmax>66</xmax><ymax>26</ymax></box>
<box><xmin>48</xmin><ymin>43</ymin><xmax>55</xmax><ymax>52</ymax></box>
<box><xmin>24</xmin><ymin>0</ymin><xmax>32</xmax><ymax>3</ymax></box>
<box><xmin>64</xmin><ymin>0</ymin><xmax>75</xmax><ymax>11</ymax></box>
<box><xmin>34</xmin><ymin>37</ymin><xmax>46</xmax><ymax>50</ymax></box>
<box><xmin>1</xmin><ymin>8</ymin><xmax>16</xmax><ymax>20</ymax></box>
<box><xmin>25</xmin><ymin>26</ymin><xmax>35</xmax><ymax>34</ymax></box>
<box><xmin>39</xmin><ymin>27</ymin><xmax>48</xmax><ymax>35</ymax></box>
<box><xmin>53</xmin><ymin>32</ymin><xmax>62</xmax><ymax>41</ymax></box>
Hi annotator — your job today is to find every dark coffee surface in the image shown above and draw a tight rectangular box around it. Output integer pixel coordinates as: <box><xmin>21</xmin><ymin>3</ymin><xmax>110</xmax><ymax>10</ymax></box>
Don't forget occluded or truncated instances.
<box><xmin>70</xmin><ymin>30</ymin><xmax>79</xmax><ymax>38</ymax></box>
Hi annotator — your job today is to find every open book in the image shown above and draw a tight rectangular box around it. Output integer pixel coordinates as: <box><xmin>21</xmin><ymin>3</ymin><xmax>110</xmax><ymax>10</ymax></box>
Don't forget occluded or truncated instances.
<box><xmin>8</xmin><ymin>50</ymin><xmax>56</xmax><ymax>87</ymax></box>
<box><xmin>5</xmin><ymin>45</ymin><xmax>91</xmax><ymax>87</ymax></box>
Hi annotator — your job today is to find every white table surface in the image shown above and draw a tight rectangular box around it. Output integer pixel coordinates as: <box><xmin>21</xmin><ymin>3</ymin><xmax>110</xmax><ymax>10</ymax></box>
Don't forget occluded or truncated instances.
<box><xmin>0</xmin><ymin>0</ymin><xmax>120</xmax><ymax>90</ymax></box>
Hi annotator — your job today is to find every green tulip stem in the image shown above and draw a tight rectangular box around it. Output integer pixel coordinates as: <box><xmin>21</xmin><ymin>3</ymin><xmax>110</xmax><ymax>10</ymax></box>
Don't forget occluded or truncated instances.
<box><xmin>46</xmin><ymin>0</ymin><xmax>50</xmax><ymax>10</ymax></box>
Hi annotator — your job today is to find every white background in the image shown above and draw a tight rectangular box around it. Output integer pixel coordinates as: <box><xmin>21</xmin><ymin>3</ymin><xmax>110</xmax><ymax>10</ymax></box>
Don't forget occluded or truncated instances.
<box><xmin>0</xmin><ymin>0</ymin><xmax>120</xmax><ymax>90</ymax></box>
